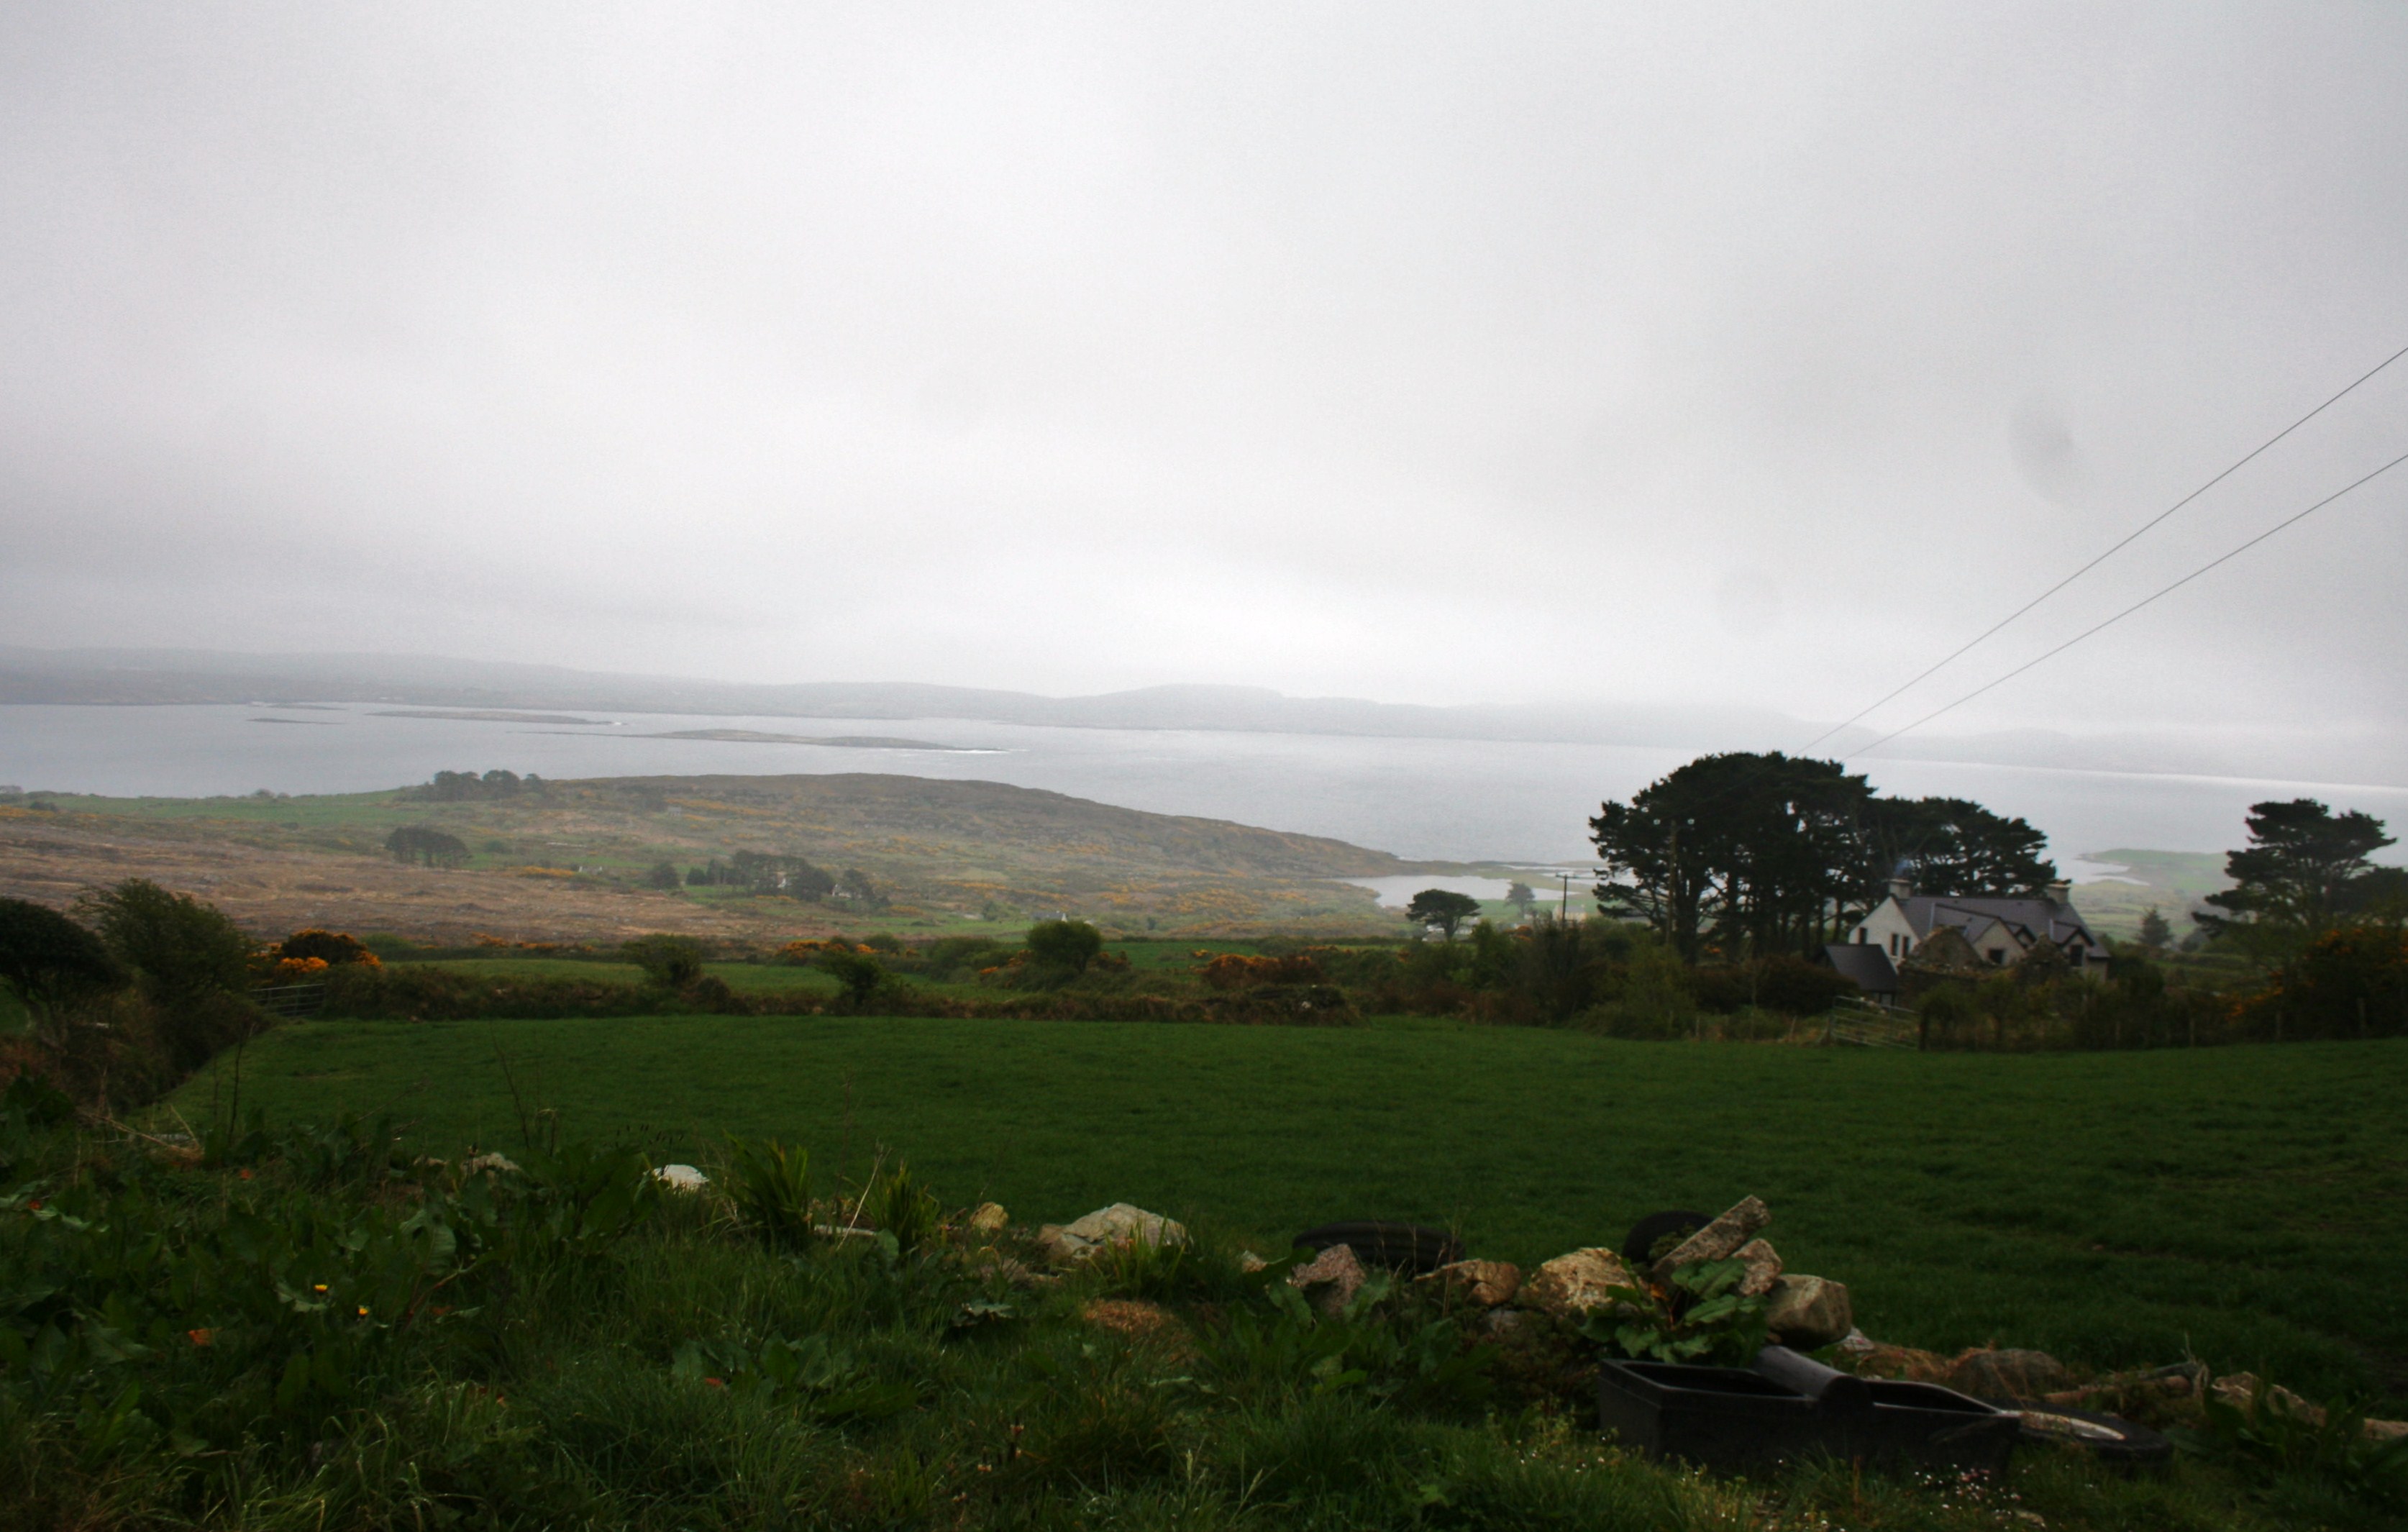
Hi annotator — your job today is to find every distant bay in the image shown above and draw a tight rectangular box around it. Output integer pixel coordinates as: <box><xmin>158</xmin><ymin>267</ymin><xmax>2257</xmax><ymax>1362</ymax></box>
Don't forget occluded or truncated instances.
<box><xmin>4</xmin><ymin>701</ymin><xmax>2406</xmax><ymax>866</ymax></box>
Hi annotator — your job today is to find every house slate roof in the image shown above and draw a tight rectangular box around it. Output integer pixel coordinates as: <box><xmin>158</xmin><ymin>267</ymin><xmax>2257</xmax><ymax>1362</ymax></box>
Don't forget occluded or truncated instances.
<box><xmin>1897</xmin><ymin>895</ymin><xmax>2100</xmax><ymax>952</ymax></box>
<box><xmin>1820</xmin><ymin>942</ymin><xmax>1900</xmax><ymax>995</ymax></box>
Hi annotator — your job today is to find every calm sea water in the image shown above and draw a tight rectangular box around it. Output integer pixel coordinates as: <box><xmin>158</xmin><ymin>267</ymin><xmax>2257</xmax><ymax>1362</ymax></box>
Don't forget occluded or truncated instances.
<box><xmin>4</xmin><ymin>703</ymin><xmax>2404</xmax><ymax>866</ymax></box>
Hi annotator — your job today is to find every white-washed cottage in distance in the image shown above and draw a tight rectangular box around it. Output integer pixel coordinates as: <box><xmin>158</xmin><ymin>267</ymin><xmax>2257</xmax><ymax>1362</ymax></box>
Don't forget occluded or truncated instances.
<box><xmin>1847</xmin><ymin>875</ymin><xmax>2104</xmax><ymax>971</ymax></box>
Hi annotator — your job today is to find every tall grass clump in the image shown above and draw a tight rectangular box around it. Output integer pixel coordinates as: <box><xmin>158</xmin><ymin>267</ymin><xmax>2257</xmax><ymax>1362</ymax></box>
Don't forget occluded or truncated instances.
<box><xmin>723</xmin><ymin>1136</ymin><xmax>816</xmax><ymax>1249</ymax></box>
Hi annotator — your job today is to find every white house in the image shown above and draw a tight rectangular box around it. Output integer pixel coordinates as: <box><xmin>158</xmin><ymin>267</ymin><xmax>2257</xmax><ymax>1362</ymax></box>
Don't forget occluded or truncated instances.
<box><xmin>1846</xmin><ymin>876</ymin><xmax>2104</xmax><ymax>975</ymax></box>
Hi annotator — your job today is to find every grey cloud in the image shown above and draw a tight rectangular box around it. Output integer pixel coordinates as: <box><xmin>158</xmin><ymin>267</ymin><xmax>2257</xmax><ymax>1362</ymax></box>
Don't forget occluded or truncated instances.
<box><xmin>3</xmin><ymin>1</ymin><xmax>2405</xmax><ymax>752</ymax></box>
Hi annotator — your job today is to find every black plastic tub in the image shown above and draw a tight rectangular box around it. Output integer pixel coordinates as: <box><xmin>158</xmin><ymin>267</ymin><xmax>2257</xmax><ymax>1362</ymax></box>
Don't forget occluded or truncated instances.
<box><xmin>1597</xmin><ymin>1355</ymin><xmax>2018</xmax><ymax>1477</ymax></box>
<box><xmin>1595</xmin><ymin>1362</ymin><xmax>1829</xmax><ymax>1472</ymax></box>
<box><xmin>1850</xmin><ymin>1380</ymin><xmax>2021</xmax><ymax>1474</ymax></box>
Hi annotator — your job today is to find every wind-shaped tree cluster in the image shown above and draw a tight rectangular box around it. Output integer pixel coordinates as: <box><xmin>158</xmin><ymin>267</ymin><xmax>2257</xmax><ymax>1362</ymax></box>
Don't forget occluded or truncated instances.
<box><xmin>1588</xmin><ymin>752</ymin><xmax>2054</xmax><ymax>961</ymax></box>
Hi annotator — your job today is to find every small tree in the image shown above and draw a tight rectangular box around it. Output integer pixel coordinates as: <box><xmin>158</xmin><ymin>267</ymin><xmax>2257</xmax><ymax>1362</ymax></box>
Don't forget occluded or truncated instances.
<box><xmin>643</xmin><ymin>862</ymin><xmax>683</xmax><ymax>892</ymax></box>
<box><xmin>1505</xmin><ymin>881</ymin><xmax>1538</xmax><ymax>920</ymax></box>
<box><xmin>1025</xmin><ymin>918</ymin><xmax>1104</xmax><ymax>974</ymax></box>
<box><xmin>623</xmin><ymin>934</ymin><xmax>706</xmax><ymax>988</ymax></box>
<box><xmin>385</xmin><ymin>826</ymin><xmax>469</xmax><ymax>867</ymax></box>
<box><xmin>275</xmin><ymin>929</ymin><xmax>378</xmax><ymax>967</ymax></box>
<box><xmin>1405</xmin><ymin>888</ymin><xmax>1482</xmax><ymax>941</ymax></box>
<box><xmin>2136</xmin><ymin>908</ymin><xmax>2174</xmax><ymax>954</ymax></box>
<box><xmin>76</xmin><ymin>880</ymin><xmax>255</xmax><ymax>1004</ymax></box>
<box><xmin>837</xmin><ymin>868</ymin><xmax>888</xmax><ymax>909</ymax></box>
<box><xmin>0</xmin><ymin>898</ymin><xmax>121</xmax><ymax>1022</ymax></box>
<box><xmin>818</xmin><ymin>948</ymin><xmax>886</xmax><ymax>1008</ymax></box>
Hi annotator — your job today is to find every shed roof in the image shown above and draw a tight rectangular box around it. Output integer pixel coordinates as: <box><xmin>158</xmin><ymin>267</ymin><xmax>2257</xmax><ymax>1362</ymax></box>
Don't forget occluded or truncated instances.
<box><xmin>1820</xmin><ymin>942</ymin><xmax>1900</xmax><ymax>995</ymax></box>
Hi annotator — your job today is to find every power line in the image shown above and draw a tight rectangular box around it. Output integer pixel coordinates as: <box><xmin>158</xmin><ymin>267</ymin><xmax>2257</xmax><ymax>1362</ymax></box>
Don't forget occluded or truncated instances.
<box><xmin>1802</xmin><ymin>339</ymin><xmax>2408</xmax><ymax>752</ymax></box>
<box><xmin>1844</xmin><ymin>446</ymin><xmax>2408</xmax><ymax>761</ymax></box>
<box><xmin>1579</xmin><ymin>345</ymin><xmax>2408</xmax><ymax>893</ymax></box>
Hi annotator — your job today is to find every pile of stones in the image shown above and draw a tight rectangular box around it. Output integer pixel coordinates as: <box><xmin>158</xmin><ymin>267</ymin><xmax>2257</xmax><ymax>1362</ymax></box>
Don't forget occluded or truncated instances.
<box><xmin>735</xmin><ymin>1177</ymin><xmax>2408</xmax><ymax>1445</ymax></box>
<box><xmin>1404</xmin><ymin>1195</ymin><xmax>1853</xmax><ymax>1348</ymax></box>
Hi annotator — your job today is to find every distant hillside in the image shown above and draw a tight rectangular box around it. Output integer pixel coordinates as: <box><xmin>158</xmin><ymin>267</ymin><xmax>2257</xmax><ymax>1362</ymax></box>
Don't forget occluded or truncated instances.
<box><xmin>2069</xmin><ymin>848</ymin><xmax>2233</xmax><ymax>940</ymax></box>
<box><xmin>0</xmin><ymin>645</ymin><xmax>1791</xmax><ymax>747</ymax></box>
<box><xmin>0</xmin><ymin>771</ymin><xmax>1455</xmax><ymax>944</ymax></box>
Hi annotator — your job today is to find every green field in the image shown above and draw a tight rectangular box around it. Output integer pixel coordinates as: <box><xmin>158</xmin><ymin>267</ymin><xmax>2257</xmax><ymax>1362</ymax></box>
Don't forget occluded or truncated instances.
<box><xmin>180</xmin><ymin>1017</ymin><xmax>2408</xmax><ymax>1410</ymax></box>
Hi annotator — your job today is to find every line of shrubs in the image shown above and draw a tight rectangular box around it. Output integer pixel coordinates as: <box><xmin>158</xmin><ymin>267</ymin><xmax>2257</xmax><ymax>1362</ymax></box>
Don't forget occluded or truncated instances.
<box><xmin>314</xmin><ymin>962</ymin><xmax>1352</xmax><ymax>1027</ymax></box>
<box><xmin>1343</xmin><ymin>919</ymin><xmax>1857</xmax><ymax>1038</ymax></box>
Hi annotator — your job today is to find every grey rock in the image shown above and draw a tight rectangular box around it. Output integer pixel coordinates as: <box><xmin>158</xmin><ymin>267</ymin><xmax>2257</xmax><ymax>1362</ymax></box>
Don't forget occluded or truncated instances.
<box><xmin>966</xmin><ymin>1202</ymin><xmax>1009</xmax><ymax>1236</ymax></box>
<box><xmin>1733</xmin><ymin>1237</ymin><xmax>1782</xmax><ymax>1297</ymax></box>
<box><xmin>1947</xmin><ymin>1348</ymin><xmax>2072</xmax><ymax>1401</ymax></box>
<box><xmin>1523</xmin><ymin>1248</ymin><xmax>1639</xmax><ymax>1317</ymax></box>
<box><xmin>1416</xmin><ymin>1259</ymin><xmax>1522</xmax><ymax>1308</ymax></box>
<box><xmin>1289</xmin><ymin>1243</ymin><xmax>1367</xmax><ymax>1314</ymax></box>
<box><xmin>1035</xmin><ymin>1203</ymin><xmax>1188</xmax><ymax>1264</ymax></box>
<box><xmin>1762</xmin><ymin>1274</ymin><xmax>1853</xmax><ymax>1349</ymax></box>
<box><xmin>1651</xmin><ymin>1195</ymin><xmax>1771</xmax><ymax>1280</ymax></box>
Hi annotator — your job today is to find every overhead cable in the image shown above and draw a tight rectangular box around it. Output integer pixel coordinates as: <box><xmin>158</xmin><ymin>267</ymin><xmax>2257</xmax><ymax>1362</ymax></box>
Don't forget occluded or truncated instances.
<box><xmin>1802</xmin><ymin>339</ymin><xmax>2408</xmax><ymax>751</ymax></box>
<box><xmin>1844</xmin><ymin>447</ymin><xmax>2408</xmax><ymax>761</ymax></box>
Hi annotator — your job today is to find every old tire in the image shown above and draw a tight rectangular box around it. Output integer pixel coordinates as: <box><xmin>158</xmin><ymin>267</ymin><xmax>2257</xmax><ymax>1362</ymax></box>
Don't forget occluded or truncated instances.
<box><xmin>1620</xmin><ymin>1210</ymin><xmax>1712</xmax><ymax>1267</ymax></box>
<box><xmin>1292</xmin><ymin>1221</ymin><xmax>1463</xmax><ymax>1274</ymax></box>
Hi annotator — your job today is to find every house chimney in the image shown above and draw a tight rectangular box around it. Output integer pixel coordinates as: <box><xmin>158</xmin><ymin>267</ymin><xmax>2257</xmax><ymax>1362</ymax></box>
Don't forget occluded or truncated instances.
<box><xmin>1887</xmin><ymin>875</ymin><xmax>1913</xmax><ymax>902</ymax></box>
<box><xmin>2045</xmin><ymin>878</ymin><xmax>2071</xmax><ymax>906</ymax></box>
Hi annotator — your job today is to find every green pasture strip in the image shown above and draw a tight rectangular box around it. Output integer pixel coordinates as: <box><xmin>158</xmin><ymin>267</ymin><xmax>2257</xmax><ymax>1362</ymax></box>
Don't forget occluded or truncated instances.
<box><xmin>397</xmin><ymin>957</ymin><xmax>840</xmax><ymax>994</ymax></box>
<box><xmin>179</xmin><ymin>1021</ymin><xmax>2408</xmax><ymax>1410</ymax></box>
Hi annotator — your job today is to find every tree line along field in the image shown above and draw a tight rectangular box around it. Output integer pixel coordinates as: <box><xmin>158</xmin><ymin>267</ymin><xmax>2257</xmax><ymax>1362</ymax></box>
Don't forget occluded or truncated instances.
<box><xmin>177</xmin><ymin>1014</ymin><xmax>2408</xmax><ymax>1416</ymax></box>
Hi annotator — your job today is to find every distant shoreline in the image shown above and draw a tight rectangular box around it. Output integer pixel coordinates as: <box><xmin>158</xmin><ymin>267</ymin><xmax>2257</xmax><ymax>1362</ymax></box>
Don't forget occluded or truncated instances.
<box><xmin>631</xmin><ymin>728</ymin><xmax>982</xmax><ymax>752</ymax></box>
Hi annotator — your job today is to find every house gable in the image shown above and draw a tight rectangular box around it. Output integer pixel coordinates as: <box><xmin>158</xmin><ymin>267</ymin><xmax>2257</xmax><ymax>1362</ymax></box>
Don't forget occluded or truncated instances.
<box><xmin>1861</xmin><ymin>888</ymin><xmax>2105</xmax><ymax>976</ymax></box>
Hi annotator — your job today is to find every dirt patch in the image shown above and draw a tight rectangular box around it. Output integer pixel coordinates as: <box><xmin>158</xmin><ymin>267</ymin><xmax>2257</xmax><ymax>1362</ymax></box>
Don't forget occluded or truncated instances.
<box><xmin>1079</xmin><ymin>1299</ymin><xmax>1194</xmax><ymax>1359</ymax></box>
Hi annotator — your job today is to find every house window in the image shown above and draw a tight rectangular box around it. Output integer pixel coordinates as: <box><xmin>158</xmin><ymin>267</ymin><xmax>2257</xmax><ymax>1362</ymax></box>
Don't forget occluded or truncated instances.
<box><xmin>1987</xmin><ymin>948</ymin><xmax>2005</xmax><ymax>965</ymax></box>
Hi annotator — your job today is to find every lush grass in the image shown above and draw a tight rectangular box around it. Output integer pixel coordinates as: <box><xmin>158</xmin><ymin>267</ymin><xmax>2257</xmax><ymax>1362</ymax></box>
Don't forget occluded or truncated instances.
<box><xmin>12</xmin><ymin>1103</ymin><xmax>2351</xmax><ymax>1532</ymax></box>
<box><xmin>179</xmin><ymin>1018</ymin><xmax>2408</xmax><ymax>1411</ymax></box>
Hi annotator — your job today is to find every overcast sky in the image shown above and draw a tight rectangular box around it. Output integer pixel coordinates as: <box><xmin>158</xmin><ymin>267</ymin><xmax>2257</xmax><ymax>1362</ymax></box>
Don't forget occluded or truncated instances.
<box><xmin>4</xmin><ymin>3</ymin><xmax>2404</xmax><ymax>758</ymax></box>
